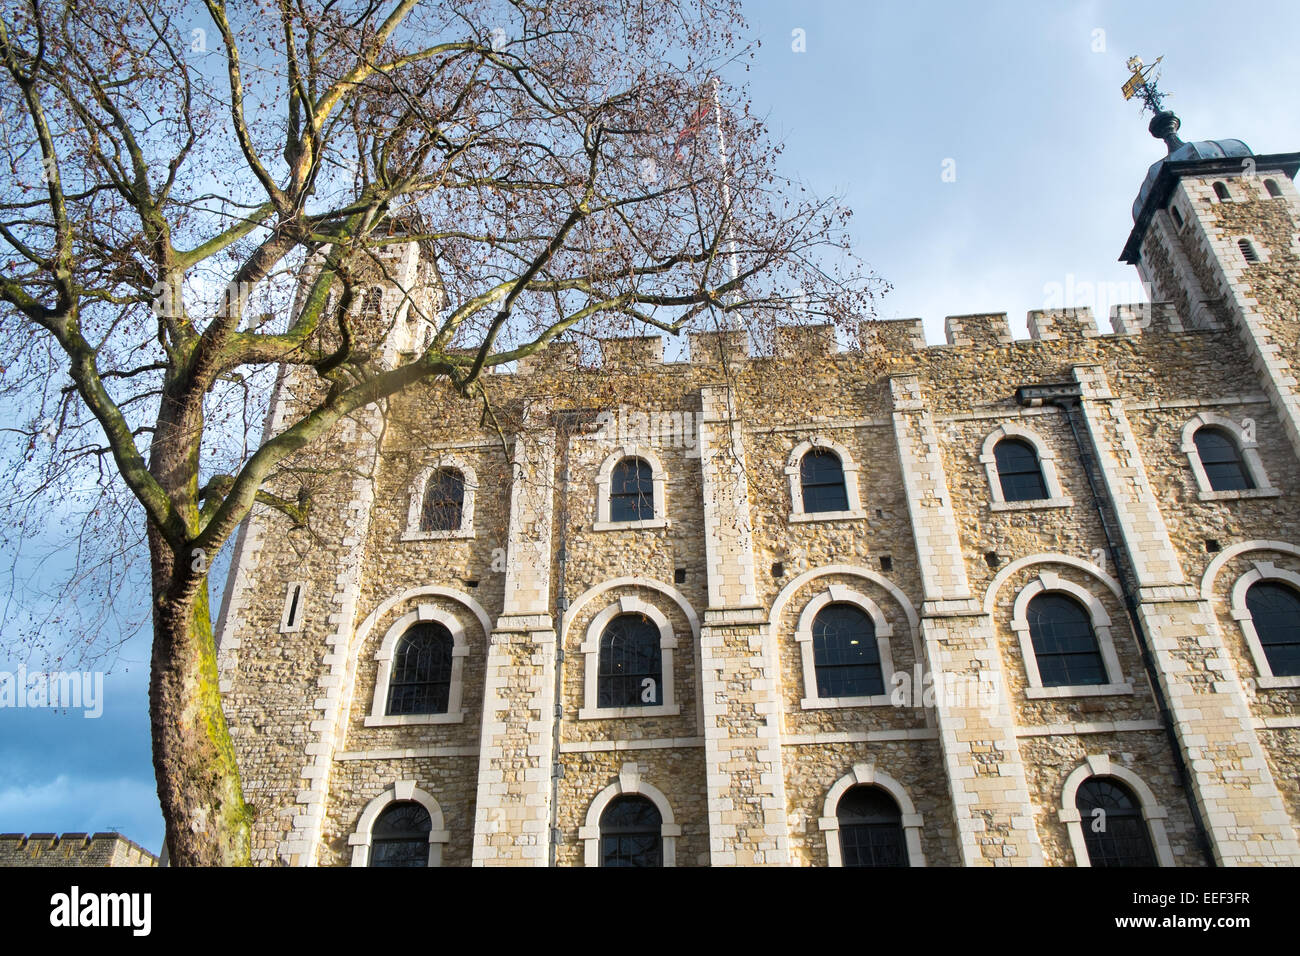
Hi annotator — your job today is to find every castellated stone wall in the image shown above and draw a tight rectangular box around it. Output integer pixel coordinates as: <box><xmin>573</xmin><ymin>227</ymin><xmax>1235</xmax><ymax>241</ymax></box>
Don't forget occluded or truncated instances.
<box><xmin>216</xmin><ymin>167</ymin><xmax>1300</xmax><ymax>865</ymax></box>
<box><xmin>0</xmin><ymin>833</ymin><xmax>158</xmax><ymax>867</ymax></box>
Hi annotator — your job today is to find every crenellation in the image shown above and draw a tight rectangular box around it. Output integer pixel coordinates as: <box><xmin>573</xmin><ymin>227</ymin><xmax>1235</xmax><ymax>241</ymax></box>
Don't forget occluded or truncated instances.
<box><xmin>944</xmin><ymin>313</ymin><xmax>1012</xmax><ymax>348</ymax></box>
<box><xmin>600</xmin><ymin>334</ymin><xmax>665</xmax><ymax>368</ymax></box>
<box><xmin>775</xmin><ymin>322</ymin><xmax>839</xmax><ymax>356</ymax></box>
<box><xmin>1027</xmin><ymin>308</ymin><xmax>1099</xmax><ymax>342</ymax></box>
<box><xmin>689</xmin><ymin>328</ymin><xmax>751</xmax><ymax>366</ymax></box>
<box><xmin>1111</xmin><ymin>301</ymin><xmax>1182</xmax><ymax>335</ymax></box>
<box><xmin>0</xmin><ymin>832</ymin><xmax>159</xmax><ymax>867</ymax></box>
<box><xmin>859</xmin><ymin>317</ymin><xmax>927</xmax><ymax>352</ymax></box>
<box><xmin>516</xmin><ymin>340</ymin><xmax>582</xmax><ymax>376</ymax></box>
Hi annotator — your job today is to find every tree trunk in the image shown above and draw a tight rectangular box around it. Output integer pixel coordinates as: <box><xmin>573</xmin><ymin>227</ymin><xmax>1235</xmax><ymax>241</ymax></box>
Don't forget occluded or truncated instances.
<box><xmin>149</xmin><ymin>534</ymin><xmax>252</xmax><ymax>866</ymax></box>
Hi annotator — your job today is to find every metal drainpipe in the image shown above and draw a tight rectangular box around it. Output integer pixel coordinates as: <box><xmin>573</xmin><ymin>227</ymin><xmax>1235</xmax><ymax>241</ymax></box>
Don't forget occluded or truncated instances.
<box><xmin>1015</xmin><ymin>383</ymin><xmax>1216</xmax><ymax>867</ymax></box>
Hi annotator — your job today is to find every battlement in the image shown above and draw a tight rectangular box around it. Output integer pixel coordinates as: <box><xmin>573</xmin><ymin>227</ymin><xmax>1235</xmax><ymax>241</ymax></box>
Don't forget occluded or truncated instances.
<box><xmin>859</xmin><ymin>317</ymin><xmax>926</xmax><ymax>352</ymax></box>
<box><xmin>515</xmin><ymin>340</ymin><xmax>582</xmax><ymax>376</ymax></box>
<box><xmin>601</xmin><ymin>334</ymin><xmax>664</xmax><ymax>367</ymax></box>
<box><xmin>688</xmin><ymin>328</ymin><xmax>750</xmax><ymax>366</ymax></box>
<box><xmin>774</xmin><ymin>322</ymin><xmax>838</xmax><ymax>356</ymax></box>
<box><xmin>1027</xmin><ymin>308</ymin><xmax>1100</xmax><ymax>341</ymax></box>
<box><xmin>1110</xmin><ymin>301</ymin><xmax>1186</xmax><ymax>335</ymax></box>
<box><xmin>0</xmin><ymin>832</ymin><xmax>159</xmax><ymax>867</ymax></box>
<box><xmin>944</xmin><ymin>313</ymin><xmax>1013</xmax><ymax>347</ymax></box>
<box><xmin>492</xmin><ymin>301</ymin><xmax>1216</xmax><ymax>377</ymax></box>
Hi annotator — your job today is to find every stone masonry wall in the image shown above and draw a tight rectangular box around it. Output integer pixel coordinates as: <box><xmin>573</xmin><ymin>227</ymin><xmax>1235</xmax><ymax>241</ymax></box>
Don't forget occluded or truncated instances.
<box><xmin>0</xmin><ymin>833</ymin><xmax>158</xmax><ymax>867</ymax></box>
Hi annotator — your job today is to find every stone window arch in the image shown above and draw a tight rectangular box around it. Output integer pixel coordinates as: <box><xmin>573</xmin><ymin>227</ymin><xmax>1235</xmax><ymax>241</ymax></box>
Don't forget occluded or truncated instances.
<box><xmin>1213</xmin><ymin>181</ymin><xmax>1232</xmax><ymax>202</ymax></box>
<box><xmin>1010</xmin><ymin>572</ymin><xmax>1132</xmax><ymax>699</ymax></box>
<box><xmin>348</xmin><ymin>781</ymin><xmax>450</xmax><ymax>867</ymax></box>
<box><xmin>819</xmin><ymin>764</ymin><xmax>926</xmax><ymax>867</ymax></box>
<box><xmin>1179</xmin><ymin>413</ymin><xmax>1277</xmax><ymax>501</ymax></box>
<box><xmin>795</xmin><ymin>585</ymin><xmax>895</xmax><ymax>709</ymax></box>
<box><xmin>785</xmin><ymin>436</ymin><xmax>866</xmax><ymax>522</ymax></box>
<box><xmin>1058</xmin><ymin>756</ymin><xmax>1175</xmax><ymax>867</ymax></box>
<box><xmin>402</xmin><ymin>455</ymin><xmax>478</xmax><ymax>539</ymax></box>
<box><xmin>366</xmin><ymin>604</ymin><xmax>470</xmax><ymax>726</ymax></box>
<box><xmin>980</xmin><ymin>423</ymin><xmax>1070</xmax><ymax>510</ymax></box>
<box><xmin>593</xmin><ymin>446</ymin><xmax>668</xmax><ymax>530</ymax></box>
<box><xmin>578</xmin><ymin>595</ymin><xmax>680</xmax><ymax>719</ymax></box>
<box><xmin>579</xmin><ymin>763</ymin><xmax>680</xmax><ymax>866</ymax></box>
<box><xmin>1230</xmin><ymin>562</ymin><xmax>1300</xmax><ymax>689</ymax></box>
<box><xmin>1265</xmin><ymin>178</ymin><xmax>1283</xmax><ymax>199</ymax></box>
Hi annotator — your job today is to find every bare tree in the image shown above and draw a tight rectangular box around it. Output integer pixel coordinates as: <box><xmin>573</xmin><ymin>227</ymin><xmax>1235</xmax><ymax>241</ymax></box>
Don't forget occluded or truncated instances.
<box><xmin>0</xmin><ymin>0</ymin><xmax>881</xmax><ymax>864</ymax></box>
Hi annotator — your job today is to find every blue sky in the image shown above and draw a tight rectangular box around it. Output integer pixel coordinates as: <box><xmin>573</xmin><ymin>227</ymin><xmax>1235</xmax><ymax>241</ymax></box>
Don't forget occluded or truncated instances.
<box><xmin>2</xmin><ymin>0</ymin><xmax>1298</xmax><ymax>857</ymax></box>
<box><xmin>731</xmin><ymin>0</ymin><xmax>1300</xmax><ymax>338</ymax></box>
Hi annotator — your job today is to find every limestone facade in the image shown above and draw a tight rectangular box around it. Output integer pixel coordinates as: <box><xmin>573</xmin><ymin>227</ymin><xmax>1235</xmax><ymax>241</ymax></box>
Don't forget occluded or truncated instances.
<box><xmin>216</xmin><ymin>154</ymin><xmax>1300</xmax><ymax>866</ymax></box>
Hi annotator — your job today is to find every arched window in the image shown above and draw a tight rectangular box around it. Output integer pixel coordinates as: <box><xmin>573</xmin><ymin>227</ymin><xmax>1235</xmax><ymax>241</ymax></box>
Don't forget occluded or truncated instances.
<box><xmin>597</xmin><ymin>614</ymin><xmax>662</xmax><ymax>708</ymax></box>
<box><xmin>599</xmin><ymin>795</ymin><xmax>663</xmax><ymax>867</ymax></box>
<box><xmin>1026</xmin><ymin>593</ymin><xmax>1106</xmax><ymax>687</ymax></box>
<box><xmin>369</xmin><ymin>802</ymin><xmax>432</xmax><ymax>867</ymax></box>
<box><xmin>1265</xmin><ymin>179</ymin><xmax>1283</xmax><ymax>198</ymax></box>
<box><xmin>1213</xmin><ymin>182</ymin><xmax>1231</xmax><ymax>201</ymax></box>
<box><xmin>609</xmin><ymin>457</ymin><xmax>654</xmax><ymax>522</ymax></box>
<box><xmin>420</xmin><ymin>467</ymin><xmax>465</xmax><ymax>532</ymax></box>
<box><xmin>836</xmin><ymin>785</ymin><xmax>907</xmax><ymax>867</ymax></box>
<box><xmin>1246</xmin><ymin>581</ymin><xmax>1300</xmax><ymax>677</ymax></box>
<box><xmin>1075</xmin><ymin>777</ymin><xmax>1157</xmax><ymax>867</ymax></box>
<box><xmin>1181</xmin><ymin>415</ymin><xmax>1274</xmax><ymax>500</ymax></box>
<box><xmin>1193</xmin><ymin>427</ymin><xmax>1254</xmax><ymax>492</ymax></box>
<box><xmin>994</xmin><ymin>437</ymin><xmax>1048</xmax><ymax>501</ymax></box>
<box><xmin>800</xmin><ymin>449</ymin><xmax>849</xmax><ymax>513</ymax></box>
<box><xmin>386</xmin><ymin>622</ymin><xmax>454</xmax><ymax>715</ymax></box>
<box><xmin>1170</xmin><ymin>205</ymin><xmax>1185</xmax><ymax>229</ymax></box>
<box><xmin>812</xmin><ymin>603</ymin><xmax>883</xmax><ymax>698</ymax></box>
<box><xmin>1238</xmin><ymin>238</ymin><xmax>1259</xmax><ymax>263</ymax></box>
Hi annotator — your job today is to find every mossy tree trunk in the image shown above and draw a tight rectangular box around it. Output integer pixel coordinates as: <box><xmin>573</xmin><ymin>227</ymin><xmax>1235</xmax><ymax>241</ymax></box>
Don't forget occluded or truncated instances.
<box><xmin>148</xmin><ymin>528</ymin><xmax>252</xmax><ymax>867</ymax></box>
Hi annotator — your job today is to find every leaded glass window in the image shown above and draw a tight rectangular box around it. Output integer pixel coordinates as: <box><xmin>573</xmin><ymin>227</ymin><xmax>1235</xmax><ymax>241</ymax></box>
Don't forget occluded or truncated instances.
<box><xmin>1027</xmin><ymin>593</ymin><xmax>1106</xmax><ymax>686</ymax></box>
<box><xmin>1194</xmin><ymin>428</ymin><xmax>1253</xmax><ymax>492</ymax></box>
<box><xmin>420</xmin><ymin>467</ymin><xmax>465</xmax><ymax>532</ymax></box>
<box><xmin>994</xmin><ymin>438</ymin><xmax>1048</xmax><ymax>501</ymax></box>
<box><xmin>600</xmin><ymin>795</ymin><xmax>662</xmax><ymax>867</ymax></box>
<box><xmin>1077</xmin><ymin>778</ymin><xmax>1157</xmax><ymax>867</ymax></box>
<box><xmin>386</xmin><ymin>623</ymin><xmax>454</xmax><ymax>715</ymax></box>
<box><xmin>370</xmin><ymin>802</ymin><xmax>431</xmax><ymax>867</ymax></box>
<box><xmin>1247</xmin><ymin>581</ymin><xmax>1300</xmax><ymax>677</ymax></box>
<box><xmin>610</xmin><ymin>457</ymin><xmax>654</xmax><ymax>522</ymax></box>
<box><xmin>597</xmin><ymin>614</ymin><xmax>662</xmax><ymax>708</ymax></box>
<box><xmin>837</xmin><ymin>786</ymin><xmax>906</xmax><ymax>867</ymax></box>
<box><xmin>812</xmin><ymin>603</ymin><xmax>883</xmax><ymax>698</ymax></box>
<box><xmin>800</xmin><ymin>449</ymin><xmax>849</xmax><ymax>513</ymax></box>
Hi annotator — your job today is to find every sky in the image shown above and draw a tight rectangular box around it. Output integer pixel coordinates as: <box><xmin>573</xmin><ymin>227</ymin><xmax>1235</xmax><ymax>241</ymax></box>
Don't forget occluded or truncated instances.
<box><xmin>730</xmin><ymin>0</ymin><xmax>1300</xmax><ymax>339</ymax></box>
<box><xmin>2</xmin><ymin>0</ymin><xmax>1299</xmax><ymax>857</ymax></box>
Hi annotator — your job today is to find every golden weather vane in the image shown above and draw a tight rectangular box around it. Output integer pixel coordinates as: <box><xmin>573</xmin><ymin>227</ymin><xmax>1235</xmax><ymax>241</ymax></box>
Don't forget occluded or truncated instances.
<box><xmin>1122</xmin><ymin>55</ymin><xmax>1168</xmax><ymax>114</ymax></box>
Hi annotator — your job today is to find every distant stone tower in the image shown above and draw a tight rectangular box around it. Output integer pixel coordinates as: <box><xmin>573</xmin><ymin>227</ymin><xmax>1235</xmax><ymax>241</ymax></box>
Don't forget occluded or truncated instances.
<box><xmin>215</xmin><ymin>84</ymin><xmax>1300</xmax><ymax>867</ymax></box>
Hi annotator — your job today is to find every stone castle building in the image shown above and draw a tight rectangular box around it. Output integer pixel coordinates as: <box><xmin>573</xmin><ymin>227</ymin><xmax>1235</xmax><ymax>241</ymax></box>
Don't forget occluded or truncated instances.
<box><xmin>214</xmin><ymin>109</ymin><xmax>1300</xmax><ymax>866</ymax></box>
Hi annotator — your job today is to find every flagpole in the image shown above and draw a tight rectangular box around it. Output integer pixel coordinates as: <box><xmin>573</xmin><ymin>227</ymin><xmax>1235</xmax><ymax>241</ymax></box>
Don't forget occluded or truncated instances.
<box><xmin>711</xmin><ymin>78</ymin><xmax>741</xmax><ymax>319</ymax></box>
